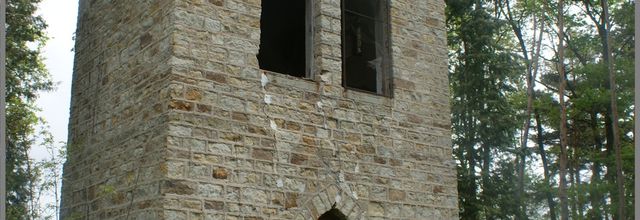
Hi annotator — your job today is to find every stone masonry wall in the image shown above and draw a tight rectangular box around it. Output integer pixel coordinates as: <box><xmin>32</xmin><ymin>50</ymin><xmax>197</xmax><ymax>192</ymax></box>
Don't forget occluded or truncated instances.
<box><xmin>61</xmin><ymin>0</ymin><xmax>176</xmax><ymax>218</ymax></box>
<box><xmin>62</xmin><ymin>0</ymin><xmax>457</xmax><ymax>219</ymax></box>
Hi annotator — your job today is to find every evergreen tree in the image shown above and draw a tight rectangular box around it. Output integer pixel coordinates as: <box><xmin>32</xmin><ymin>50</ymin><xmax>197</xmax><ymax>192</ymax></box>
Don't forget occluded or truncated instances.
<box><xmin>447</xmin><ymin>0</ymin><xmax>635</xmax><ymax>219</ymax></box>
<box><xmin>447</xmin><ymin>0</ymin><xmax>521</xmax><ymax>218</ymax></box>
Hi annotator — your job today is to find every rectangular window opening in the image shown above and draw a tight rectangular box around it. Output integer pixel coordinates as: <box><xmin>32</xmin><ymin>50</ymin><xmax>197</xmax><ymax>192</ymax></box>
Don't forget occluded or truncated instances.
<box><xmin>258</xmin><ymin>0</ymin><xmax>312</xmax><ymax>78</ymax></box>
<box><xmin>342</xmin><ymin>0</ymin><xmax>392</xmax><ymax>96</ymax></box>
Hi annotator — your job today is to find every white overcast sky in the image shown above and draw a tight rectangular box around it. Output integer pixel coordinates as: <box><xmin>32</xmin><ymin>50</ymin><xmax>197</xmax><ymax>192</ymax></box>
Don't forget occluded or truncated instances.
<box><xmin>32</xmin><ymin>0</ymin><xmax>78</xmax><ymax>158</ymax></box>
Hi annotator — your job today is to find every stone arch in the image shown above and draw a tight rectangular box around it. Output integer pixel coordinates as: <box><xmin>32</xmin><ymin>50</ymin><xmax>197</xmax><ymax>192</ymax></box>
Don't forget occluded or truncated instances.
<box><xmin>294</xmin><ymin>184</ymin><xmax>364</xmax><ymax>220</ymax></box>
<box><xmin>318</xmin><ymin>206</ymin><xmax>348</xmax><ymax>220</ymax></box>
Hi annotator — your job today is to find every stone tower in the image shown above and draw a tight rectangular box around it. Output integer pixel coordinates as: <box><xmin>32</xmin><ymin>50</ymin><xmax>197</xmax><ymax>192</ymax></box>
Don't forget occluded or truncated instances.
<box><xmin>61</xmin><ymin>0</ymin><xmax>457</xmax><ymax>219</ymax></box>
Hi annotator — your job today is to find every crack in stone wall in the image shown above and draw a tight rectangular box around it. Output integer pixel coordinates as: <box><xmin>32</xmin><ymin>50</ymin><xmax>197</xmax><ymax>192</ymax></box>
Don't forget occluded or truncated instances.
<box><xmin>61</xmin><ymin>0</ymin><xmax>457</xmax><ymax>219</ymax></box>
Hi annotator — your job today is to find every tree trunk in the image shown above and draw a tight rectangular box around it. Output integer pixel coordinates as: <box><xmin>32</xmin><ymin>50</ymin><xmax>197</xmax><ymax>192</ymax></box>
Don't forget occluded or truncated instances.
<box><xmin>556</xmin><ymin>0</ymin><xmax>570</xmax><ymax>218</ymax></box>
<box><xmin>464</xmin><ymin>143</ymin><xmax>479</xmax><ymax>219</ymax></box>
<box><xmin>570</xmin><ymin>160</ymin><xmax>577</xmax><ymax>218</ymax></box>
<box><xmin>600</xmin><ymin>0</ymin><xmax>625</xmax><ymax>218</ymax></box>
<box><xmin>604</xmin><ymin>110</ymin><xmax>617</xmax><ymax>220</ymax></box>
<box><xmin>461</xmin><ymin>99</ymin><xmax>480</xmax><ymax>219</ymax></box>
<box><xmin>588</xmin><ymin>111</ymin><xmax>603</xmax><ymax>220</ymax></box>
<box><xmin>503</xmin><ymin>2</ymin><xmax>544</xmax><ymax>217</ymax></box>
<box><xmin>481</xmin><ymin>143</ymin><xmax>494</xmax><ymax>220</ymax></box>
<box><xmin>574</xmin><ymin>147</ymin><xmax>584</xmax><ymax>219</ymax></box>
<box><xmin>536</xmin><ymin>110</ymin><xmax>557</xmax><ymax>220</ymax></box>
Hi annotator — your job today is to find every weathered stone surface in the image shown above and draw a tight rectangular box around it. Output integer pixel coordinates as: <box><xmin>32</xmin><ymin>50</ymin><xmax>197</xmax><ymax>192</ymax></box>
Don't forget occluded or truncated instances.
<box><xmin>389</xmin><ymin>189</ymin><xmax>407</xmax><ymax>202</ymax></box>
<box><xmin>62</xmin><ymin>0</ymin><xmax>456</xmax><ymax>219</ymax></box>
<box><xmin>204</xmin><ymin>200</ymin><xmax>224</xmax><ymax>210</ymax></box>
<box><xmin>285</xmin><ymin>192</ymin><xmax>299</xmax><ymax>209</ymax></box>
<box><xmin>163</xmin><ymin>180</ymin><xmax>196</xmax><ymax>195</ymax></box>
<box><xmin>251</xmin><ymin>148</ymin><xmax>273</xmax><ymax>161</ymax></box>
<box><xmin>212</xmin><ymin>167</ymin><xmax>228</xmax><ymax>179</ymax></box>
<box><xmin>290</xmin><ymin>153</ymin><xmax>308</xmax><ymax>165</ymax></box>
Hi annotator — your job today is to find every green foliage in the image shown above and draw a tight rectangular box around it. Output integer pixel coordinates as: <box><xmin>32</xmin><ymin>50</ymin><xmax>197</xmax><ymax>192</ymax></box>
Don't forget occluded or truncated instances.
<box><xmin>5</xmin><ymin>0</ymin><xmax>54</xmax><ymax>219</ymax></box>
<box><xmin>65</xmin><ymin>211</ymin><xmax>83</xmax><ymax>220</ymax></box>
<box><xmin>447</xmin><ymin>0</ymin><xmax>522</xmax><ymax>218</ymax></box>
<box><xmin>448</xmin><ymin>0</ymin><xmax>634</xmax><ymax>219</ymax></box>
<box><xmin>30</xmin><ymin>127</ymin><xmax>66</xmax><ymax>220</ymax></box>
<box><xmin>97</xmin><ymin>184</ymin><xmax>116</xmax><ymax>198</ymax></box>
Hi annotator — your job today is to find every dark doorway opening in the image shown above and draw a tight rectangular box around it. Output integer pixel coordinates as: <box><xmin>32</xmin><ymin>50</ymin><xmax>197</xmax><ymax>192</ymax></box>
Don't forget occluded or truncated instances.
<box><xmin>318</xmin><ymin>207</ymin><xmax>348</xmax><ymax>220</ymax></box>
<box><xmin>257</xmin><ymin>0</ymin><xmax>306</xmax><ymax>77</ymax></box>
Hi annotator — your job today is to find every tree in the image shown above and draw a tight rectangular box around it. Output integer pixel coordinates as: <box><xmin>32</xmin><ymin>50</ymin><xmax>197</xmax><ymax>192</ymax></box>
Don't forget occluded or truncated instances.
<box><xmin>447</xmin><ymin>0</ymin><xmax>635</xmax><ymax>219</ymax></box>
<box><xmin>447</xmin><ymin>0</ymin><xmax>521</xmax><ymax>218</ymax></box>
<box><xmin>565</xmin><ymin>0</ymin><xmax>635</xmax><ymax>218</ymax></box>
<box><xmin>5</xmin><ymin>0</ymin><xmax>53</xmax><ymax>218</ymax></box>
<box><xmin>499</xmin><ymin>0</ymin><xmax>548</xmax><ymax>218</ymax></box>
<box><xmin>555</xmin><ymin>0</ymin><xmax>569</xmax><ymax>218</ymax></box>
<box><xmin>597</xmin><ymin>0</ymin><xmax>625</xmax><ymax>218</ymax></box>
<box><xmin>28</xmin><ymin>127</ymin><xmax>65</xmax><ymax>220</ymax></box>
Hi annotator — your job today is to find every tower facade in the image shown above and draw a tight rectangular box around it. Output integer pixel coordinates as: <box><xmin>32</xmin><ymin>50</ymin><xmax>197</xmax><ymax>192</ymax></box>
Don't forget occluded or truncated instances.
<box><xmin>61</xmin><ymin>0</ymin><xmax>457</xmax><ymax>219</ymax></box>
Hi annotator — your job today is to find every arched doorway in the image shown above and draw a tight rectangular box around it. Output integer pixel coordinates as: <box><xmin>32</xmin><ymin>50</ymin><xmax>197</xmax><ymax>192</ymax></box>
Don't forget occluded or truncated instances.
<box><xmin>318</xmin><ymin>206</ymin><xmax>348</xmax><ymax>220</ymax></box>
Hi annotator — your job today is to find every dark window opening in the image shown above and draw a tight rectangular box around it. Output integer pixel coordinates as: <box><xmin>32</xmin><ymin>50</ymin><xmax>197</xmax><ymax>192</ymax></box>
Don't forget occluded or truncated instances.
<box><xmin>318</xmin><ymin>207</ymin><xmax>348</xmax><ymax>220</ymax></box>
<box><xmin>258</xmin><ymin>0</ymin><xmax>308</xmax><ymax>78</ymax></box>
<box><xmin>342</xmin><ymin>0</ymin><xmax>392</xmax><ymax>95</ymax></box>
